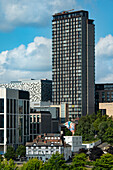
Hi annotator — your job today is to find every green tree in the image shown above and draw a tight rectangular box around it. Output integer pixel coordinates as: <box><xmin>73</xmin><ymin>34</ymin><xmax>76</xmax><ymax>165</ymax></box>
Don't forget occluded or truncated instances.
<box><xmin>42</xmin><ymin>152</ymin><xmax>68</xmax><ymax>170</ymax></box>
<box><xmin>0</xmin><ymin>159</ymin><xmax>17</xmax><ymax>170</ymax></box>
<box><xmin>65</xmin><ymin>127</ymin><xmax>72</xmax><ymax>136</ymax></box>
<box><xmin>4</xmin><ymin>146</ymin><xmax>16</xmax><ymax>160</ymax></box>
<box><xmin>0</xmin><ymin>155</ymin><xmax>3</xmax><ymax>161</ymax></box>
<box><xmin>98</xmin><ymin>121</ymin><xmax>108</xmax><ymax>141</ymax></box>
<box><xmin>21</xmin><ymin>158</ymin><xmax>43</xmax><ymax>170</ymax></box>
<box><xmin>71</xmin><ymin>153</ymin><xmax>87</xmax><ymax>170</ymax></box>
<box><xmin>89</xmin><ymin>146</ymin><xmax>104</xmax><ymax>161</ymax></box>
<box><xmin>93</xmin><ymin>153</ymin><xmax>113</xmax><ymax>170</ymax></box>
<box><xmin>75</xmin><ymin>115</ymin><xmax>95</xmax><ymax>141</ymax></box>
<box><xmin>16</xmin><ymin>145</ymin><xmax>26</xmax><ymax>158</ymax></box>
<box><xmin>103</xmin><ymin>127</ymin><xmax>113</xmax><ymax>144</ymax></box>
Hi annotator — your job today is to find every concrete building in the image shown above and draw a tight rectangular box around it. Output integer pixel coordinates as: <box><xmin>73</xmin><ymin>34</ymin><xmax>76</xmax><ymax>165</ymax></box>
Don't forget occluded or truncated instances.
<box><xmin>30</xmin><ymin>110</ymin><xmax>59</xmax><ymax>141</ymax></box>
<box><xmin>31</xmin><ymin>101</ymin><xmax>68</xmax><ymax>123</ymax></box>
<box><xmin>0</xmin><ymin>88</ymin><xmax>30</xmax><ymax>154</ymax></box>
<box><xmin>52</xmin><ymin>10</ymin><xmax>95</xmax><ymax>119</ymax></box>
<box><xmin>95</xmin><ymin>83</ymin><xmax>113</xmax><ymax>113</ymax></box>
<box><xmin>26</xmin><ymin>133</ymin><xmax>72</xmax><ymax>162</ymax></box>
<box><xmin>64</xmin><ymin>136</ymin><xmax>86</xmax><ymax>152</ymax></box>
<box><xmin>0</xmin><ymin>79</ymin><xmax>52</xmax><ymax>103</ymax></box>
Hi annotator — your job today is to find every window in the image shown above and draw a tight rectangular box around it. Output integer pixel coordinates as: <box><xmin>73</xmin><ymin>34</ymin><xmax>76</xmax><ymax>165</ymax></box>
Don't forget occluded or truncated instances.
<box><xmin>33</xmin><ymin>115</ymin><xmax>36</xmax><ymax>122</ymax></box>
<box><xmin>0</xmin><ymin>115</ymin><xmax>4</xmax><ymax>128</ymax></box>
<box><xmin>0</xmin><ymin>99</ymin><xmax>4</xmax><ymax>113</ymax></box>
<box><xmin>19</xmin><ymin>100</ymin><xmax>23</xmax><ymax>114</ymax></box>
<box><xmin>7</xmin><ymin>99</ymin><xmax>9</xmax><ymax>113</ymax></box>
<box><xmin>30</xmin><ymin>115</ymin><xmax>32</xmax><ymax>123</ymax></box>
<box><xmin>0</xmin><ymin>130</ymin><xmax>4</xmax><ymax>143</ymax></box>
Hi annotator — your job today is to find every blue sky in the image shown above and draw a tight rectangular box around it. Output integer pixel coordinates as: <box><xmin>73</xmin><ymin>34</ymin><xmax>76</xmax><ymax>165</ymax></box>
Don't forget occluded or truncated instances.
<box><xmin>0</xmin><ymin>0</ymin><xmax>113</xmax><ymax>83</ymax></box>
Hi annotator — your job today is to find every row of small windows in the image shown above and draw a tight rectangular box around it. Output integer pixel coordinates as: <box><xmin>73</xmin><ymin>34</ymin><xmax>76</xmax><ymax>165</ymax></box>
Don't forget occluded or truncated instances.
<box><xmin>52</xmin><ymin>16</ymin><xmax>82</xmax><ymax>22</ymax></box>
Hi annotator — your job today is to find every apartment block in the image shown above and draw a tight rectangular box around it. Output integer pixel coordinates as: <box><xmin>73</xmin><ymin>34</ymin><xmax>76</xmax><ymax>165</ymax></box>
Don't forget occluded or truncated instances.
<box><xmin>52</xmin><ymin>10</ymin><xmax>95</xmax><ymax>119</ymax></box>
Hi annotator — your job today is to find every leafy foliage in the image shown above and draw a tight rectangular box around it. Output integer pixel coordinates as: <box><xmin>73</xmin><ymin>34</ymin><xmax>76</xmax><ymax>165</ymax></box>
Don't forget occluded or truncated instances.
<box><xmin>0</xmin><ymin>159</ymin><xmax>17</xmax><ymax>170</ymax></box>
<box><xmin>21</xmin><ymin>158</ymin><xmax>43</xmax><ymax>170</ymax></box>
<box><xmin>89</xmin><ymin>146</ymin><xmax>104</xmax><ymax>161</ymax></box>
<box><xmin>4</xmin><ymin>146</ymin><xmax>16</xmax><ymax>160</ymax></box>
<box><xmin>16</xmin><ymin>145</ymin><xmax>26</xmax><ymax>158</ymax></box>
<box><xmin>42</xmin><ymin>152</ymin><xmax>68</xmax><ymax>170</ymax></box>
<box><xmin>71</xmin><ymin>153</ymin><xmax>87</xmax><ymax>170</ymax></box>
<box><xmin>75</xmin><ymin>111</ymin><xmax>113</xmax><ymax>144</ymax></box>
<box><xmin>93</xmin><ymin>153</ymin><xmax>113</xmax><ymax>170</ymax></box>
<box><xmin>65</xmin><ymin>127</ymin><xmax>72</xmax><ymax>136</ymax></box>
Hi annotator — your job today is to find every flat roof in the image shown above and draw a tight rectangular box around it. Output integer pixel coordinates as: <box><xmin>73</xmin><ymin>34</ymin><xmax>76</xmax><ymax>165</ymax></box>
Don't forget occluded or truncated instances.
<box><xmin>53</xmin><ymin>10</ymin><xmax>88</xmax><ymax>16</ymax></box>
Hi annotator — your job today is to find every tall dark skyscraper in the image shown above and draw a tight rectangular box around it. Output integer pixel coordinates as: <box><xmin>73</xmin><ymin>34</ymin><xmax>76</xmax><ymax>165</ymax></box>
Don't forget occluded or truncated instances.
<box><xmin>52</xmin><ymin>10</ymin><xmax>95</xmax><ymax>119</ymax></box>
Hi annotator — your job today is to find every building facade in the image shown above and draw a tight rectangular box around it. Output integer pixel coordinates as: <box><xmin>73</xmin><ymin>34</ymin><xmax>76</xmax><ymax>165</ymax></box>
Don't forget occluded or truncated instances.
<box><xmin>52</xmin><ymin>10</ymin><xmax>95</xmax><ymax>119</ymax></box>
<box><xmin>0</xmin><ymin>79</ymin><xmax>52</xmax><ymax>103</ymax></box>
<box><xmin>99</xmin><ymin>103</ymin><xmax>113</xmax><ymax>117</ymax></box>
<box><xmin>0</xmin><ymin>88</ymin><xmax>30</xmax><ymax>154</ymax></box>
<box><xmin>30</xmin><ymin>110</ymin><xmax>59</xmax><ymax>141</ymax></box>
<box><xmin>26</xmin><ymin>133</ymin><xmax>72</xmax><ymax>162</ymax></box>
<box><xmin>31</xmin><ymin>101</ymin><xmax>68</xmax><ymax>123</ymax></box>
<box><xmin>95</xmin><ymin>84</ymin><xmax>113</xmax><ymax>113</ymax></box>
<box><xmin>64</xmin><ymin>136</ymin><xmax>86</xmax><ymax>152</ymax></box>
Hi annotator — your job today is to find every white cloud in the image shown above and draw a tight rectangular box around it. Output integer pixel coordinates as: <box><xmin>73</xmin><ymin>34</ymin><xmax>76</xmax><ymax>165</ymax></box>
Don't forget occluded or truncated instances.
<box><xmin>96</xmin><ymin>34</ymin><xmax>113</xmax><ymax>83</ymax></box>
<box><xmin>0</xmin><ymin>0</ymin><xmax>79</xmax><ymax>31</ymax></box>
<box><xmin>96</xmin><ymin>34</ymin><xmax>113</xmax><ymax>57</ymax></box>
<box><xmin>0</xmin><ymin>36</ymin><xmax>52</xmax><ymax>83</ymax></box>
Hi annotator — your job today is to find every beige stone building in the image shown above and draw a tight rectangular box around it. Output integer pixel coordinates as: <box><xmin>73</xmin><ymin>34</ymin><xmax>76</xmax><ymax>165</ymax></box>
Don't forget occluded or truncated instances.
<box><xmin>99</xmin><ymin>103</ymin><xmax>113</xmax><ymax>117</ymax></box>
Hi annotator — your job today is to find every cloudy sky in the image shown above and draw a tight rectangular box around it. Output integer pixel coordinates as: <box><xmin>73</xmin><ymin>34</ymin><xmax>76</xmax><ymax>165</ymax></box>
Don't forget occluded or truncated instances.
<box><xmin>0</xmin><ymin>0</ymin><xmax>113</xmax><ymax>83</ymax></box>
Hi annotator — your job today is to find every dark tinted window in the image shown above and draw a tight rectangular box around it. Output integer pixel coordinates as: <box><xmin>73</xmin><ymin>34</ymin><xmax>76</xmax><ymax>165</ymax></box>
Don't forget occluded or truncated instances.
<box><xmin>10</xmin><ymin>99</ymin><xmax>12</xmax><ymax>113</ymax></box>
<box><xmin>0</xmin><ymin>99</ymin><xmax>4</xmax><ymax>113</ymax></box>
<box><xmin>24</xmin><ymin>101</ymin><xmax>26</xmax><ymax>114</ymax></box>
<box><xmin>0</xmin><ymin>130</ymin><xmax>4</xmax><ymax>143</ymax></box>
<box><xmin>27</xmin><ymin>101</ymin><xmax>29</xmax><ymax>114</ymax></box>
<box><xmin>7</xmin><ymin>99</ymin><xmax>9</xmax><ymax>113</ymax></box>
<box><xmin>19</xmin><ymin>91</ymin><xmax>29</xmax><ymax>100</ymax></box>
<box><xmin>0</xmin><ymin>115</ymin><xmax>4</xmax><ymax>128</ymax></box>
<box><xmin>19</xmin><ymin>100</ymin><xmax>23</xmax><ymax>114</ymax></box>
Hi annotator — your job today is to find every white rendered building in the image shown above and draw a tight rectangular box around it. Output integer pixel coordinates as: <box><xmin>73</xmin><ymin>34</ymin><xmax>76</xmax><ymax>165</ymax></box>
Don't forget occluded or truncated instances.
<box><xmin>0</xmin><ymin>88</ymin><xmax>30</xmax><ymax>154</ymax></box>
<box><xmin>26</xmin><ymin>143</ymin><xmax>71</xmax><ymax>162</ymax></box>
<box><xmin>26</xmin><ymin>133</ymin><xmax>72</xmax><ymax>162</ymax></box>
<box><xmin>64</xmin><ymin>136</ymin><xmax>86</xmax><ymax>152</ymax></box>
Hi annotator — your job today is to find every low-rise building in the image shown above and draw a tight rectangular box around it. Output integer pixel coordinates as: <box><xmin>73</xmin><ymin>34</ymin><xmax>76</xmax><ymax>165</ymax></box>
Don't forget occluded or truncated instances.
<box><xmin>99</xmin><ymin>103</ymin><xmax>113</xmax><ymax>117</ymax></box>
<box><xmin>26</xmin><ymin>133</ymin><xmax>72</xmax><ymax>162</ymax></box>
<box><xmin>64</xmin><ymin>136</ymin><xmax>86</xmax><ymax>152</ymax></box>
<box><xmin>95</xmin><ymin>83</ymin><xmax>113</xmax><ymax>113</ymax></box>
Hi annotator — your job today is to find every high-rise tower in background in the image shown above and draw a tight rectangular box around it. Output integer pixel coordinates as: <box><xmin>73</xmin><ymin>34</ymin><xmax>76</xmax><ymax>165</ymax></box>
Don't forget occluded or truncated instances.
<box><xmin>52</xmin><ymin>10</ymin><xmax>95</xmax><ymax>119</ymax></box>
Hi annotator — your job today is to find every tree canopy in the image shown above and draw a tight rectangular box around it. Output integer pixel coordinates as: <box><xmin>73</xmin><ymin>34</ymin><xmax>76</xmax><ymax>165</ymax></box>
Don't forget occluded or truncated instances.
<box><xmin>16</xmin><ymin>145</ymin><xmax>26</xmax><ymax>158</ymax></box>
<box><xmin>4</xmin><ymin>146</ymin><xmax>16</xmax><ymax>160</ymax></box>
<box><xmin>21</xmin><ymin>158</ymin><xmax>43</xmax><ymax>170</ymax></box>
<box><xmin>71</xmin><ymin>153</ymin><xmax>87</xmax><ymax>170</ymax></box>
<box><xmin>75</xmin><ymin>111</ymin><xmax>113</xmax><ymax>144</ymax></box>
<box><xmin>42</xmin><ymin>152</ymin><xmax>68</xmax><ymax>170</ymax></box>
<box><xmin>89</xmin><ymin>146</ymin><xmax>104</xmax><ymax>161</ymax></box>
<box><xmin>93</xmin><ymin>153</ymin><xmax>113</xmax><ymax>170</ymax></box>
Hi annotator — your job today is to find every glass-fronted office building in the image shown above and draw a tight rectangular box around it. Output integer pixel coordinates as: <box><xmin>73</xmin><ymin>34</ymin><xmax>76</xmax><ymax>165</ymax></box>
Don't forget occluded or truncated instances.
<box><xmin>0</xmin><ymin>88</ymin><xmax>30</xmax><ymax>154</ymax></box>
